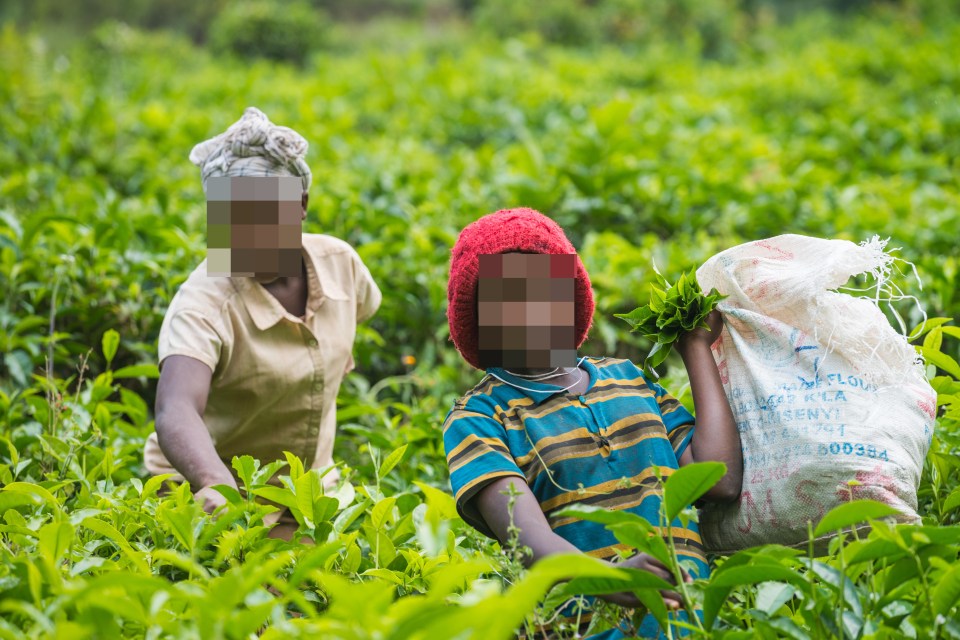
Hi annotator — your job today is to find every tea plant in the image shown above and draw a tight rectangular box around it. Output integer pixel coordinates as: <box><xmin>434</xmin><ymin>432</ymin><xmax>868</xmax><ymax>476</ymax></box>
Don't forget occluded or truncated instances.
<box><xmin>2</xmin><ymin>6</ymin><xmax>960</xmax><ymax>639</ymax></box>
<box><xmin>2</xmin><ymin>318</ymin><xmax>959</xmax><ymax>637</ymax></box>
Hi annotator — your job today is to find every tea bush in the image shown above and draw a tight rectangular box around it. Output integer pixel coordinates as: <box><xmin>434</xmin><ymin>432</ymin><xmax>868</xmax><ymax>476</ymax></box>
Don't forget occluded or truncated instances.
<box><xmin>472</xmin><ymin>0</ymin><xmax>601</xmax><ymax>46</ymax></box>
<box><xmin>0</xmin><ymin>327</ymin><xmax>957</xmax><ymax>637</ymax></box>
<box><xmin>1</xmin><ymin>7</ymin><xmax>959</xmax><ymax>638</ymax></box>
<box><xmin>208</xmin><ymin>1</ymin><xmax>328</xmax><ymax>65</ymax></box>
<box><xmin>471</xmin><ymin>0</ymin><xmax>747</xmax><ymax>53</ymax></box>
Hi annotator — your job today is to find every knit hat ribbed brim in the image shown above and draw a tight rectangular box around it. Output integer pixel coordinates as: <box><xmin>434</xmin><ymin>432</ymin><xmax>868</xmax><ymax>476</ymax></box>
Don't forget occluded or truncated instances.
<box><xmin>446</xmin><ymin>208</ymin><xmax>594</xmax><ymax>370</ymax></box>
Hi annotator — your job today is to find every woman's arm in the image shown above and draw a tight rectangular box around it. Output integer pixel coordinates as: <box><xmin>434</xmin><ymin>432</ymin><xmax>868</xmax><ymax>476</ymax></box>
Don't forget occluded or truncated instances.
<box><xmin>474</xmin><ymin>476</ymin><xmax>685</xmax><ymax>609</ymax></box>
<box><xmin>154</xmin><ymin>355</ymin><xmax>238</xmax><ymax>512</ymax></box>
<box><xmin>675</xmin><ymin>310</ymin><xmax>743</xmax><ymax>501</ymax></box>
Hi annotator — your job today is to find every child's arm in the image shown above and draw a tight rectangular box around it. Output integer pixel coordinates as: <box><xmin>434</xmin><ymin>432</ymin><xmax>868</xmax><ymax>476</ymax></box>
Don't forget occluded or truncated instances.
<box><xmin>475</xmin><ymin>476</ymin><xmax>685</xmax><ymax>609</ymax></box>
<box><xmin>675</xmin><ymin>310</ymin><xmax>743</xmax><ymax>501</ymax></box>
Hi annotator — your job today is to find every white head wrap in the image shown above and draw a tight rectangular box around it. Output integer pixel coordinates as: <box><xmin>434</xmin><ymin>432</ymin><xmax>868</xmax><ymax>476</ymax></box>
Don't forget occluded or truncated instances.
<box><xmin>189</xmin><ymin>107</ymin><xmax>312</xmax><ymax>194</ymax></box>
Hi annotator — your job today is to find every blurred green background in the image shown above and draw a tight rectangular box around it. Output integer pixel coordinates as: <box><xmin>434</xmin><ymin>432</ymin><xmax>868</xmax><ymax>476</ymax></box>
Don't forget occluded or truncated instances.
<box><xmin>2</xmin><ymin>3</ymin><xmax>960</xmax><ymax>636</ymax></box>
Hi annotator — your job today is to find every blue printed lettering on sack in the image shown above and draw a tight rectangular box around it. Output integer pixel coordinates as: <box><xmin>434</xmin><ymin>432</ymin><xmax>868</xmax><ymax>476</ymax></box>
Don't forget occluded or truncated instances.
<box><xmin>728</xmin><ymin>366</ymin><xmax>880</xmax><ymax>437</ymax></box>
<box><xmin>817</xmin><ymin>441</ymin><xmax>890</xmax><ymax>461</ymax></box>
<box><xmin>797</xmin><ymin>372</ymin><xmax>878</xmax><ymax>392</ymax></box>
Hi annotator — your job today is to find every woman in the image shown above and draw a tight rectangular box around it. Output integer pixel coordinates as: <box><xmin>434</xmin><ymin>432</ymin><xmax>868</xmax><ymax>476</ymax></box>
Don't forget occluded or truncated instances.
<box><xmin>145</xmin><ymin>108</ymin><xmax>381</xmax><ymax>536</ymax></box>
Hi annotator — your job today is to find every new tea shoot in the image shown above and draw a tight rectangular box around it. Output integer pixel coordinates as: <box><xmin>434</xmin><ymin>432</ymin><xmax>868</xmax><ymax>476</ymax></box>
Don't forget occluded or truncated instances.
<box><xmin>615</xmin><ymin>269</ymin><xmax>726</xmax><ymax>376</ymax></box>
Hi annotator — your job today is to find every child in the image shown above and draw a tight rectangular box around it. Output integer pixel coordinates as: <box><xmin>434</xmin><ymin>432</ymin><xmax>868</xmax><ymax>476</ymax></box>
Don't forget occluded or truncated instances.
<box><xmin>442</xmin><ymin>208</ymin><xmax>742</xmax><ymax>638</ymax></box>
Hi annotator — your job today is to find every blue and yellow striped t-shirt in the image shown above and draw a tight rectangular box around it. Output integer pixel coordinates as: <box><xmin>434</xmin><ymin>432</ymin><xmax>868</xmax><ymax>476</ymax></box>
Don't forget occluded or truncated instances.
<box><xmin>442</xmin><ymin>356</ymin><xmax>709</xmax><ymax>631</ymax></box>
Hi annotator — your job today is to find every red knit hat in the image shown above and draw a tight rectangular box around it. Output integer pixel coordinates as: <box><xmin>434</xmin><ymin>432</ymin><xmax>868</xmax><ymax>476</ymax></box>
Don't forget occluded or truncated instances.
<box><xmin>447</xmin><ymin>207</ymin><xmax>594</xmax><ymax>369</ymax></box>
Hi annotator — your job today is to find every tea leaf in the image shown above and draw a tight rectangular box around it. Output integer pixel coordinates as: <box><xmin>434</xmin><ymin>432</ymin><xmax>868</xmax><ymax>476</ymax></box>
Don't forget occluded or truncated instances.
<box><xmin>635</xmin><ymin>587</ymin><xmax>672</xmax><ymax>633</ymax></box>
<box><xmin>38</xmin><ymin>520</ymin><xmax>74</xmax><ymax>570</ymax></box>
<box><xmin>81</xmin><ymin>517</ymin><xmax>149</xmax><ymax>574</ymax></box>
<box><xmin>663</xmin><ymin>461</ymin><xmax>726</xmax><ymax>522</ymax></box>
<box><xmin>932</xmin><ymin>563</ymin><xmax>960</xmax><ymax>616</ymax></box>
<box><xmin>283</xmin><ymin>451</ymin><xmax>305</xmax><ymax>483</ymax></box>
<box><xmin>379</xmin><ymin>444</ymin><xmax>408</xmax><ymax>479</ymax></box>
<box><xmin>156</xmin><ymin>503</ymin><xmax>199</xmax><ymax>553</ymax></box>
<box><xmin>333</xmin><ymin>500</ymin><xmax>368</xmax><ymax>534</ymax></box>
<box><xmin>251</xmin><ymin>485</ymin><xmax>299</xmax><ymax>512</ymax></box>
<box><xmin>616</xmin><ymin>268</ymin><xmax>726</xmax><ymax>375</ymax></box>
<box><xmin>363</xmin><ymin>568</ymin><xmax>405</xmax><ymax>585</ymax></box>
<box><xmin>424</xmin><ymin>560</ymin><xmax>494</xmax><ymax>599</ymax></box>
<box><xmin>1</xmin><ymin>482</ymin><xmax>61</xmax><ymax>513</ymax></box>
<box><xmin>559</xmin><ymin>567</ymin><xmax>672</xmax><ymax>597</ymax></box>
<box><xmin>112</xmin><ymin>364</ymin><xmax>159</xmax><ymax>379</ymax></box>
<box><xmin>101</xmin><ymin>330</ymin><xmax>120</xmax><ymax>366</ymax></box>
<box><xmin>709</xmin><ymin>564</ymin><xmax>806</xmax><ymax>589</ymax></box>
<box><xmin>848</xmin><ymin>538</ymin><xmax>906</xmax><ymax>565</ymax></box>
<box><xmin>924</xmin><ymin>326</ymin><xmax>944</xmax><ymax>352</ymax></box>
<box><xmin>327</xmin><ymin>481</ymin><xmax>356</xmax><ymax>510</ymax></box>
<box><xmin>210</xmin><ymin>483</ymin><xmax>244</xmax><ymax>505</ymax></box>
<box><xmin>908</xmin><ymin>317</ymin><xmax>953</xmax><ymax>340</ymax></box>
<box><xmin>814</xmin><ymin>500</ymin><xmax>900</xmax><ymax>537</ymax></box>
<box><xmin>295</xmin><ymin>471</ymin><xmax>323</xmax><ymax>527</ymax></box>
<box><xmin>755</xmin><ymin>581</ymin><xmax>797</xmax><ymax>615</ymax></box>
<box><xmin>370</xmin><ymin>497</ymin><xmax>397</xmax><ymax>531</ymax></box>
<box><xmin>918</xmin><ymin>346</ymin><xmax>960</xmax><ymax>379</ymax></box>
<box><xmin>232</xmin><ymin>456</ymin><xmax>258</xmax><ymax>491</ymax></box>
<box><xmin>943</xmin><ymin>487</ymin><xmax>960</xmax><ymax>514</ymax></box>
<box><xmin>555</xmin><ymin>503</ymin><xmax>653</xmax><ymax>527</ymax></box>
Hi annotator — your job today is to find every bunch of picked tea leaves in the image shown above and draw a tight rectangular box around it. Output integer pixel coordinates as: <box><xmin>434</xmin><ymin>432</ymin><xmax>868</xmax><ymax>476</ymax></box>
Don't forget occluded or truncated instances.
<box><xmin>615</xmin><ymin>269</ymin><xmax>726</xmax><ymax>376</ymax></box>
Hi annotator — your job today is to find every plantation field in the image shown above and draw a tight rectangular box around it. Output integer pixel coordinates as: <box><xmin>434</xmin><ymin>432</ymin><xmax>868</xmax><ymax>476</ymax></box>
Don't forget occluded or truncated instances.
<box><xmin>1</xmin><ymin>7</ymin><xmax>960</xmax><ymax>638</ymax></box>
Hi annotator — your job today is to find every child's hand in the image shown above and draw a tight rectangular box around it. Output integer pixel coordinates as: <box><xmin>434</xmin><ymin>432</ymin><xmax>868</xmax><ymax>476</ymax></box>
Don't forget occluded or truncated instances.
<box><xmin>674</xmin><ymin>305</ymin><xmax>743</xmax><ymax>499</ymax></box>
<box><xmin>677</xmin><ymin>309</ymin><xmax>723</xmax><ymax>354</ymax></box>
<box><xmin>602</xmin><ymin>553</ymin><xmax>689</xmax><ymax>610</ymax></box>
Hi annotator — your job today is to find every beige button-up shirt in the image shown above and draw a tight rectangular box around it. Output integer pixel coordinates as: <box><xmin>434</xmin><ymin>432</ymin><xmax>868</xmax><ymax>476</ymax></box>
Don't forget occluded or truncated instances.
<box><xmin>144</xmin><ymin>234</ymin><xmax>381</xmax><ymax>487</ymax></box>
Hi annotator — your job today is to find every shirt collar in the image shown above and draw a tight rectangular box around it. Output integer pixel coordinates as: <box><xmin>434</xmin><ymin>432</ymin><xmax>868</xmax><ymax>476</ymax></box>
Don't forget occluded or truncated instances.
<box><xmin>232</xmin><ymin>243</ymin><xmax>350</xmax><ymax>331</ymax></box>
<box><xmin>486</xmin><ymin>356</ymin><xmax>597</xmax><ymax>401</ymax></box>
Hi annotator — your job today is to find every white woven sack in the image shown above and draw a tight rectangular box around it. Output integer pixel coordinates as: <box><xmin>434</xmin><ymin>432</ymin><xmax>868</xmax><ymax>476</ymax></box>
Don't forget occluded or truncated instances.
<box><xmin>696</xmin><ymin>234</ymin><xmax>935</xmax><ymax>552</ymax></box>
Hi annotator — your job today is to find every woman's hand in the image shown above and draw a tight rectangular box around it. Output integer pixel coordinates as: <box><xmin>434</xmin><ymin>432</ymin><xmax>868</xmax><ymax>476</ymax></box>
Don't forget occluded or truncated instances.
<box><xmin>195</xmin><ymin>484</ymin><xmax>231</xmax><ymax>514</ymax></box>
<box><xmin>600</xmin><ymin>553</ymin><xmax>689</xmax><ymax>610</ymax></box>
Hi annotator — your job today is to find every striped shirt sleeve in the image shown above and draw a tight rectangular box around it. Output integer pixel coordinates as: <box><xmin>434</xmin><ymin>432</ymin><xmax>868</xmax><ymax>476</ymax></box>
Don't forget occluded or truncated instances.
<box><xmin>647</xmin><ymin>380</ymin><xmax>696</xmax><ymax>460</ymax></box>
<box><xmin>442</xmin><ymin>408</ymin><xmax>525</xmax><ymax>538</ymax></box>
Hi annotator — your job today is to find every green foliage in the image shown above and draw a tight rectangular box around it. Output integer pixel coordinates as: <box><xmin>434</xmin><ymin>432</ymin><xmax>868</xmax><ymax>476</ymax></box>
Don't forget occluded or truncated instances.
<box><xmin>595</xmin><ymin>0</ymin><xmax>746</xmax><ymax>56</ymax></box>
<box><xmin>559</xmin><ymin>478</ymin><xmax>960</xmax><ymax>637</ymax></box>
<box><xmin>2</xmin><ymin>8</ymin><xmax>960</xmax><ymax>639</ymax></box>
<box><xmin>3</xmin><ymin>11</ymin><xmax>959</xmax><ymax>391</ymax></box>
<box><xmin>472</xmin><ymin>0</ymin><xmax>601</xmax><ymax>46</ymax></box>
<box><xmin>812</xmin><ymin>499</ymin><xmax>900</xmax><ymax>537</ymax></box>
<box><xmin>1</xmin><ymin>319</ymin><xmax>959</xmax><ymax>636</ymax></box>
<box><xmin>470</xmin><ymin>0</ymin><xmax>750</xmax><ymax>52</ymax></box>
<box><xmin>615</xmin><ymin>270</ymin><xmax>726</xmax><ymax>375</ymax></box>
<box><xmin>0</xmin><ymin>0</ymin><xmax>228</xmax><ymax>39</ymax></box>
<box><xmin>209</xmin><ymin>1</ymin><xmax>328</xmax><ymax>65</ymax></box>
<box><xmin>316</xmin><ymin>0</ymin><xmax>442</xmax><ymax>21</ymax></box>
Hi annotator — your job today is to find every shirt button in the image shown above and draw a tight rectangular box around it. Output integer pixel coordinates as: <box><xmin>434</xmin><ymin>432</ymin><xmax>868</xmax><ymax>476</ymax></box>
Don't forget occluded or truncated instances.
<box><xmin>578</xmin><ymin>395</ymin><xmax>586</xmax><ymax>403</ymax></box>
<box><xmin>308</xmin><ymin>339</ymin><xmax>318</xmax><ymax>347</ymax></box>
